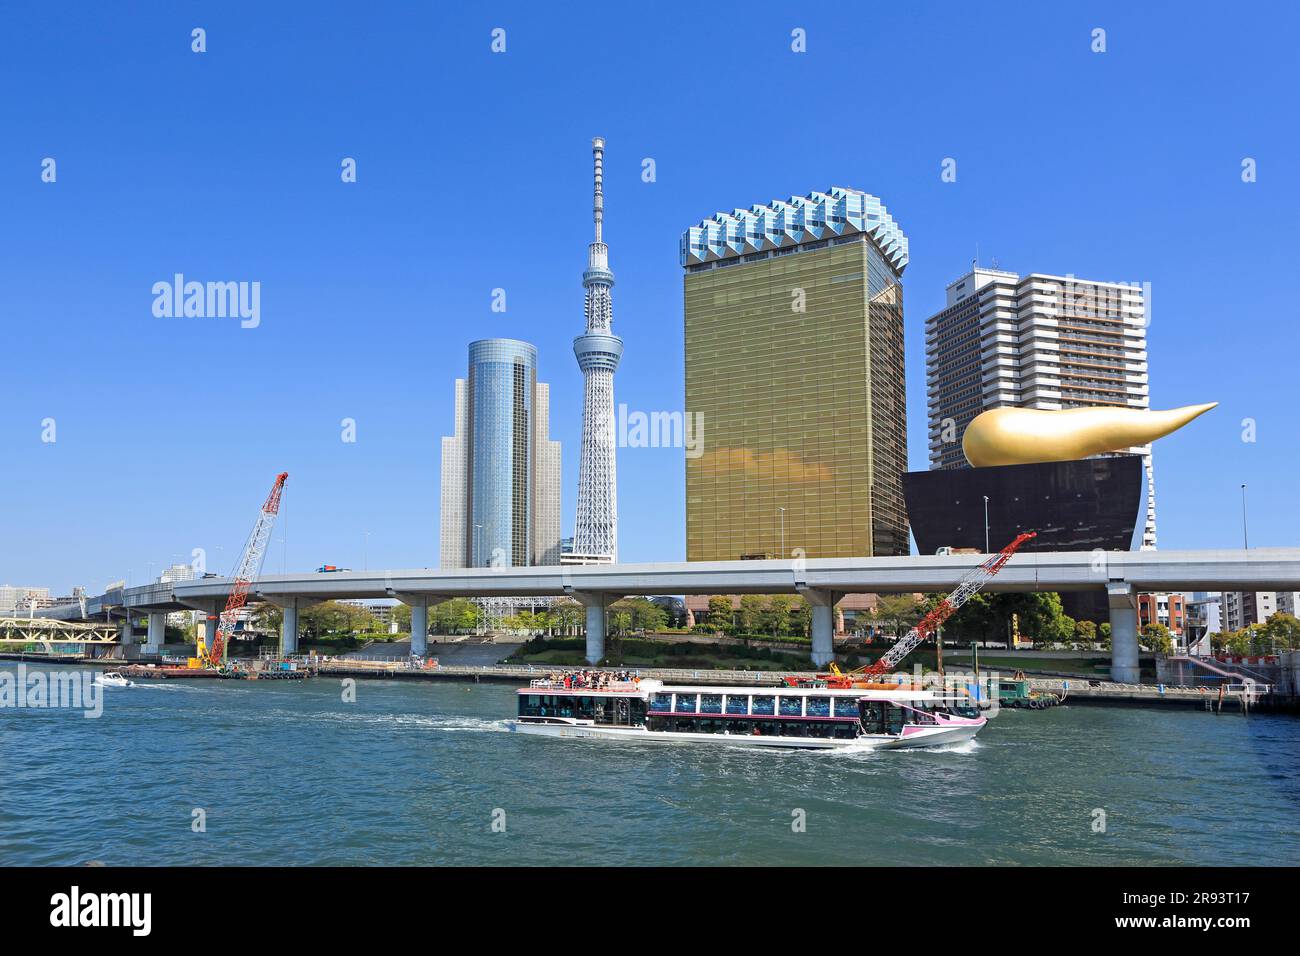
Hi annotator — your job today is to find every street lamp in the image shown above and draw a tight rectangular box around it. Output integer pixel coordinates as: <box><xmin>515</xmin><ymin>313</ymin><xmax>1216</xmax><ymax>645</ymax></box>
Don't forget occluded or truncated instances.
<box><xmin>778</xmin><ymin>507</ymin><xmax>786</xmax><ymax>559</ymax></box>
<box><xmin>1240</xmin><ymin>484</ymin><xmax>1249</xmax><ymax>550</ymax></box>
<box><xmin>983</xmin><ymin>496</ymin><xmax>990</xmax><ymax>554</ymax></box>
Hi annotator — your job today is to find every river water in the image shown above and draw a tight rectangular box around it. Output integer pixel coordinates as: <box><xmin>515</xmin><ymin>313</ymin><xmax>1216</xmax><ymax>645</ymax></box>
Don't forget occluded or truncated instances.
<box><xmin>2</xmin><ymin>665</ymin><xmax>1297</xmax><ymax>866</ymax></box>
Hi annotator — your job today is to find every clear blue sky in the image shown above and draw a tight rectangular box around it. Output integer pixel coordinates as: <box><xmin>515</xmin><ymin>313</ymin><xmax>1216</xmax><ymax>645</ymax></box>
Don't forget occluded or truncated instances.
<box><xmin>2</xmin><ymin>1</ymin><xmax>1296</xmax><ymax>594</ymax></box>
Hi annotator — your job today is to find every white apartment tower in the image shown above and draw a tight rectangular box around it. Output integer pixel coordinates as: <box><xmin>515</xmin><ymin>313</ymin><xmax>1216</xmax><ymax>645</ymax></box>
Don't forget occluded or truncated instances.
<box><xmin>925</xmin><ymin>265</ymin><xmax>1157</xmax><ymax>548</ymax></box>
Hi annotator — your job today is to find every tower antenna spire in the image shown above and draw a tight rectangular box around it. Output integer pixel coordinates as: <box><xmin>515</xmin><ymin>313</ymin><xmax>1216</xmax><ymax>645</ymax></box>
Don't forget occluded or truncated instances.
<box><xmin>593</xmin><ymin>136</ymin><xmax>604</xmax><ymax>243</ymax></box>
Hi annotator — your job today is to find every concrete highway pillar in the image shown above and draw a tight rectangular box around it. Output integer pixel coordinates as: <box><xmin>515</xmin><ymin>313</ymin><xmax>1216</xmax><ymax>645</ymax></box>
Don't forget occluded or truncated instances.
<box><xmin>1108</xmin><ymin>583</ymin><xmax>1140</xmax><ymax>684</ymax></box>
<box><xmin>390</xmin><ymin>593</ymin><xmax>444</xmax><ymax>659</ymax></box>
<box><xmin>409</xmin><ymin>602</ymin><xmax>428</xmax><ymax>657</ymax></box>
<box><xmin>118</xmin><ymin>614</ymin><xmax>136</xmax><ymax>646</ymax></box>
<box><xmin>568</xmin><ymin>591</ymin><xmax>624</xmax><ymax>665</ymax></box>
<box><xmin>585</xmin><ymin>604</ymin><xmax>607</xmax><ymax>664</ymax></box>
<box><xmin>798</xmin><ymin>588</ymin><xmax>840</xmax><ymax>667</ymax></box>
<box><xmin>144</xmin><ymin>611</ymin><xmax>167</xmax><ymax>654</ymax></box>
<box><xmin>281</xmin><ymin>601</ymin><xmax>300</xmax><ymax>656</ymax></box>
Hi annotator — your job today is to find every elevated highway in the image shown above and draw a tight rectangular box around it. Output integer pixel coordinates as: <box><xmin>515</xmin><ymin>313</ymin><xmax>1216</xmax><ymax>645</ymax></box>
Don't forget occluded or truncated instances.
<box><xmin>33</xmin><ymin>547</ymin><xmax>1300</xmax><ymax>681</ymax></box>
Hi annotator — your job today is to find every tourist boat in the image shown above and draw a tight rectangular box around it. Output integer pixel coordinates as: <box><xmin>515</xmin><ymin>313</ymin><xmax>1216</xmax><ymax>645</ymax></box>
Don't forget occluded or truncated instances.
<box><xmin>508</xmin><ymin>676</ymin><xmax>986</xmax><ymax>750</ymax></box>
<box><xmin>98</xmin><ymin>671</ymin><xmax>134</xmax><ymax>688</ymax></box>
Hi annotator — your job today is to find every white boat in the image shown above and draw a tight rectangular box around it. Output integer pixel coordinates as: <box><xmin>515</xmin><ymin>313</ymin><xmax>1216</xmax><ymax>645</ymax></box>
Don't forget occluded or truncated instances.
<box><xmin>98</xmin><ymin>671</ymin><xmax>134</xmax><ymax>688</ymax></box>
<box><xmin>508</xmin><ymin>675</ymin><xmax>986</xmax><ymax>751</ymax></box>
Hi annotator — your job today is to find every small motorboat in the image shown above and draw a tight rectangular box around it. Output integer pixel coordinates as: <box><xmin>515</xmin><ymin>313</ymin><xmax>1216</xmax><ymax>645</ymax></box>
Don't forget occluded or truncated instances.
<box><xmin>98</xmin><ymin>671</ymin><xmax>134</xmax><ymax>688</ymax></box>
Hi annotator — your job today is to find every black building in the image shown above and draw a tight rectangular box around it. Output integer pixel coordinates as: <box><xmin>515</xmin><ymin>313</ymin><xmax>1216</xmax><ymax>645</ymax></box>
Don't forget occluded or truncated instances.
<box><xmin>903</xmin><ymin>456</ymin><xmax>1145</xmax><ymax>623</ymax></box>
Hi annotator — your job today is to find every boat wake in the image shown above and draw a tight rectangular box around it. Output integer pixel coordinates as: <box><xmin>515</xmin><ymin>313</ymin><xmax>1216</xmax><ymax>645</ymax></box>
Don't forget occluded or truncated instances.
<box><xmin>302</xmin><ymin>711</ymin><xmax>510</xmax><ymax>733</ymax></box>
<box><xmin>914</xmin><ymin>738</ymin><xmax>981</xmax><ymax>755</ymax></box>
<box><xmin>815</xmin><ymin>737</ymin><xmax>981</xmax><ymax>759</ymax></box>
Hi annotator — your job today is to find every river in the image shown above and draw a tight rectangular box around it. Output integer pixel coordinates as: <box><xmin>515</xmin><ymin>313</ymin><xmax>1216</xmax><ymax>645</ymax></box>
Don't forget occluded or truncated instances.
<box><xmin>2</xmin><ymin>665</ymin><xmax>1297</xmax><ymax>866</ymax></box>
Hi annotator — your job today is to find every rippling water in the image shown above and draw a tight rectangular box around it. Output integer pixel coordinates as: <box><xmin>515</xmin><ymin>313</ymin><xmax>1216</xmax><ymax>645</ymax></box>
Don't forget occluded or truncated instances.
<box><xmin>2</xmin><ymin>665</ymin><xmax>1297</xmax><ymax>866</ymax></box>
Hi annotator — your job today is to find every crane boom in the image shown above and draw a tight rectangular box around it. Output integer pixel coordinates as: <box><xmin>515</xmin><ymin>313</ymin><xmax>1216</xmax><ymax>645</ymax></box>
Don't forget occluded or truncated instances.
<box><xmin>199</xmin><ymin>472</ymin><xmax>288</xmax><ymax>669</ymax></box>
<box><xmin>840</xmin><ymin>532</ymin><xmax>1037</xmax><ymax>680</ymax></box>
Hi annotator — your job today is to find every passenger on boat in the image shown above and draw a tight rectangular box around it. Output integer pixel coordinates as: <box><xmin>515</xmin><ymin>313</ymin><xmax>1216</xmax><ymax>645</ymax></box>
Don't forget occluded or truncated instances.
<box><xmin>544</xmin><ymin>669</ymin><xmax>639</xmax><ymax>690</ymax></box>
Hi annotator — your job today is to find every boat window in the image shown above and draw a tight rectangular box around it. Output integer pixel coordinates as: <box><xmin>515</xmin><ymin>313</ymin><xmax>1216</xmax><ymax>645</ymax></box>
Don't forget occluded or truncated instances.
<box><xmin>806</xmin><ymin>696</ymin><xmax>831</xmax><ymax>717</ymax></box>
<box><xmin>674</xmin><ymin>693</ymin><xmax>698</xmax><ymax>713</ymax></box>
<box><xmin>650</xmin><ymin>692</ymin><xmax>673</xmax><ymax>711</ymax></box>
<box><xmin>833</xmin><ymin>724</ymin><xmax>857</xmax><ymax>739</ymax></box>
<box><xmin>906</xmin><ymin>706</ymin><xmax>937</xmax><ymax>725</ymax></box>
<box><xmin>885</xmin><ymin>704</ymin><xmax>904</xmax><ymax>735</ymax></box>
<box><xmin>779</xmin><ymin>721</ymin><xmax>806</xmax><ymax>737</ymax></box>
<box><xmin>751</xmin><ymin>696</ymin><xmax>775</xmax><ymax>716</ymax></box>
<box><xmin>699</xmin><ymin>694</ymin><xmax>723</xmax><ymax>714</ymax></box>
<box><xmin>860</xmin><ymin>701</ymin><xmax>886</xmax><ymax>734</ymax></box>
<box><xmin>725</xmin><ymin>695</ymin><xmax>749</xmax><ymax>715</ymax></box>
<box><xmin>778</xmin><ymin>696</ymin><xmax>803</xmax><ymax>717</ymax></box>
<box><xmin>834</xmin><ymin>697</ymin><xmax>862</xmax><ymax>718</ymax></box>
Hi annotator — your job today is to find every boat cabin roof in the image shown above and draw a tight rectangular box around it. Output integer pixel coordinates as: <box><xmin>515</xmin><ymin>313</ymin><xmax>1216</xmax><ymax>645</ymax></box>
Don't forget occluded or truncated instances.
<box><xmin>521</xmin><ymin>679</ymin><xmax>952</xmax><ymax>702</ymax></box>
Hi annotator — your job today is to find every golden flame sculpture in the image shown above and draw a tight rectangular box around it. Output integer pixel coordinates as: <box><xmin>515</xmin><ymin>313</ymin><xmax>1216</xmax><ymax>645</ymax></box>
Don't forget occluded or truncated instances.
<box><xmin>962</xmin><ymin>403</ymin><xmax>1218</xmax><ymax>468</ymax></box>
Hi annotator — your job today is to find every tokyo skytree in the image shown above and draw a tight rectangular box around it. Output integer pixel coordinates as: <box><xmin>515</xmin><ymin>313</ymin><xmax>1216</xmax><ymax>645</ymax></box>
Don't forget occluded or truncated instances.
<box><xmin>570</xmin><ymin>137</ymin><xmax>622</xmax><ymax>562</ymax></box>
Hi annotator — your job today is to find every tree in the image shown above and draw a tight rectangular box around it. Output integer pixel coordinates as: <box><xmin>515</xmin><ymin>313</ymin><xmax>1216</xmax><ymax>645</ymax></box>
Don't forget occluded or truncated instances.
<box><xmin>432</xmin><ymin>598</ymin><xmax>478</xmax><ymax>635</ymax></box>
<box><xmin>738</xmin><ymin>595</ymin><xmax>766</xmax><ymax>634</ymax></box>
<box><xmin>1074</xmin><ymin>619</ymin><xmax>1097</xmax><ymax>644</ymax></box>
<box><xmin>624</xmin><ymin>597</ymin><xmax>669</xmax><ymax>633</ymax></box>
<box><xmin>937</xmin><ymin>592</ymin><xmax>1074</xmax><ymax>647</ymax></box>
<box><xmin>504</xmin><ymin>611</ymin><xmax>545</xmax><ymax>635</ymax></box>
<box><xmin>1216</xmin><ymin>628</ymin><xmax>1253</xmax><ymax>657</ymax></box>
<box><xmin>789</xmin><ymin>597</ymin><xmax>810</xmax><ymax>637</ymax></box>
<box><xmin>766</xmin><ymin>595</ymin><xmax>795</xmax><ymax>637</ymax></box>
<box><xmin>550</xmin><ymin>599</ymin><xmax>583</xmax><ymax>636</ymax></box>
<box><xmin>1140</xmin><ymin>622</ymin><xmax>1173</xmax><ymax>654</ymax></box>
<box><xmin>876</xmin><ymin>594</ymin><xmax>922</xmax><ymax>636</ymax></box>
<box><xmin>252</xmin><ymin>604</ymin><xmax>283</xmax><ymax>635</ymax></box>
<box><xmin>706</xmin><ymin>596</ymin><xmax>733</xmax><ymax>632</ymax></box>
<box><xmin>936</xmin><ymin>591</ymin><xmax>997</xmax><ymax>644</ymax></box>
<box><xmin>299</xmin><ymin>601</ymin><xmax>373</xmax><ymax>639</ymax></box>
<box><xmin>1260</xmin><ymin>612</ymin><xmax>1300</xmax><ymax>651</ymax></box>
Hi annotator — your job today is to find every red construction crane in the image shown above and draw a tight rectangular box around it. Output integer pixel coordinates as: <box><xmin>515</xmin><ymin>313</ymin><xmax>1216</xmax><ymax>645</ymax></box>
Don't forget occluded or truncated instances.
<box><xmin>815</xmin><ymin>531</ymin><xmax>1037</xmax><ymax>686</ymax></box>
<box><xmin>197</xmin><ymin>472</ymin><xmax>288</xmax><ymax>670</ymax></box>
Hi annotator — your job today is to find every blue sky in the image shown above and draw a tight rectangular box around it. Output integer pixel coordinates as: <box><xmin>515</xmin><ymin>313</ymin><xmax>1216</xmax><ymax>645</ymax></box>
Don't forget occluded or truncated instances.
<box><xmin>2</xmin><ymin>1</ymin><xmax>1296</xmax><ymax>594</ymax></box>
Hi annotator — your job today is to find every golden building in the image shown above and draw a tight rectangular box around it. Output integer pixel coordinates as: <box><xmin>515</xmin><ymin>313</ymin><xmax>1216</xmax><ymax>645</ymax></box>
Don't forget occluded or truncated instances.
<box><xmin>681</xmin><ymin>188</ymin><xmax>910</xmax><ymax>561</ymax></box>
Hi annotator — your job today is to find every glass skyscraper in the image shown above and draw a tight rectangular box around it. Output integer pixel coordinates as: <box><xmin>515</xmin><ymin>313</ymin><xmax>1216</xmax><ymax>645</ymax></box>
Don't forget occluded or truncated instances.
<box><xmin>440</xmin><ymin>339</ymin><xmax>561</xmax><ymax>568</ymax></box>
<box><xmin>681</xmin><ymin>187</ymin><xmax>910</xmax><ymax>561</ymax></box>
